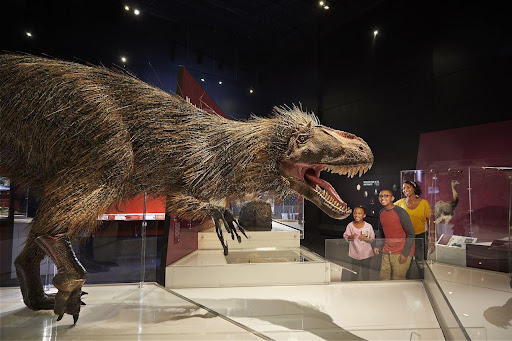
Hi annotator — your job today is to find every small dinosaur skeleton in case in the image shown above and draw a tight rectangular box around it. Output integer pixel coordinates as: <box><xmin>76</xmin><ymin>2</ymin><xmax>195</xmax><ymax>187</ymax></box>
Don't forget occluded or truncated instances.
<box><xmin>0</xmin><ymin>54</ymin><xmax>373</xmax><ymax>323</ymax></box>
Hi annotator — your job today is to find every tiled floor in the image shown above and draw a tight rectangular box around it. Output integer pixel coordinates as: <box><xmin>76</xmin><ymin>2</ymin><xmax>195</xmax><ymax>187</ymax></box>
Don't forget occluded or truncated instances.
<box><xmin>1</xmin><ymin>281</ymin><xmax>442</xmax><ymax>341</ymax></box>
<box><xmin>431</xmin><ymin>263</ymin><xmax>512</xmax><ymax>341</ymax></box>
<box><xmin>175</xmin><ymin>281</ymin><xmax>443</xmax><ymax>340</ymax></box>
<box><xmin>0</xmin><ymin>284</ymin><xmax>262</xmax><ymax>340</ymax></box>
<box><xmin>3</xmin><ymin>268</ymin><xmax>510</xmax><ymax>340</ymax></box>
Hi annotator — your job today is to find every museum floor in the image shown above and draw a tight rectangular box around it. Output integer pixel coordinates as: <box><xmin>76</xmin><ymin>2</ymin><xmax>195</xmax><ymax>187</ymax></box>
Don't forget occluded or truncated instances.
<box><xmin>1</xmin><ymin>267</ymin><xmax>511</xmax><ymax>340</ymax></box>
<box><xmin>1</xmin><ymin>281</ymin><xmax>442</xmax><ymax>340</ymax></box>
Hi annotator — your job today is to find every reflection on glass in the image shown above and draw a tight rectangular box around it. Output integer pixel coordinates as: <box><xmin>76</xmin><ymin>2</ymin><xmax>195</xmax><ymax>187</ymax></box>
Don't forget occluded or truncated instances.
<box><xmin>229</xmin><ymin>193</ymin><xmax>304</xmax><ymax>238</ymax></box>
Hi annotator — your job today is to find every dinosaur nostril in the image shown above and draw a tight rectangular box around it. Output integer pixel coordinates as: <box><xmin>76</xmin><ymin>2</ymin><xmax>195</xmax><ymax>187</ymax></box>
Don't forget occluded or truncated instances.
<box><xmin>358</xmin><ymin>146</ymin><xmax>364</xmax><ymax>151</ymax></box>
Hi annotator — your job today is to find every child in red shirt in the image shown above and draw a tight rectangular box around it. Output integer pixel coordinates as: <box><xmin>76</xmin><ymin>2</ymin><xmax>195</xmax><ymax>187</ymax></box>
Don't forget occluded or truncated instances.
<box><xmin>373</xmin><ymin>189</ymin><xmax>415</xmax><ymax>280</ymax></box>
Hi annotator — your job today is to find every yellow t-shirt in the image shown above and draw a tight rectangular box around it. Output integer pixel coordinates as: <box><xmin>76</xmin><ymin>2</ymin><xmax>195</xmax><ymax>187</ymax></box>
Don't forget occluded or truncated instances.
<box><xmin>394</xmin><ymin>198</ymin><xmax>431</xmax><ymax>235</ymax></box>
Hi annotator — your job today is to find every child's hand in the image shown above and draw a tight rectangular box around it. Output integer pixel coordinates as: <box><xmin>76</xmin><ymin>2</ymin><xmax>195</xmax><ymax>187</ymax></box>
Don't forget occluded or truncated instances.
<box><xmin>398</xmin><ymin>254</ymin><xmax>408</xmax><ymax>264</ymax></box>
<box><xmin>358</xmin><ymin>235</ymin><xmax>369</xmax><ymax>242</ymax></box>
<box><xmin>373</xmin><ymin>248</ymin><xmax>380</xmax><ymax>255</ymax></box>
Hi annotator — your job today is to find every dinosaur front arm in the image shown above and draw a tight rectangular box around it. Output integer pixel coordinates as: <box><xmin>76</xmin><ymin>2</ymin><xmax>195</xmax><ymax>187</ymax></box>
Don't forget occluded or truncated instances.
<box><xmin>165</xmin><ymin>193</ymin><xmax>247</xmax><ymax>255</ymax></box>
<box><xmin>165</xmin><ymin>193</ymin><xmax>220</xmax><ymax>221</ymax></box>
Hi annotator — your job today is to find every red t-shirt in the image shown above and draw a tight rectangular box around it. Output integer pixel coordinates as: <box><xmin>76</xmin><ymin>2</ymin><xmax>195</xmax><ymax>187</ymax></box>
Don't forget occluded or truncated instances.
<box><xmin>380</xmin><ymin>208</ymin><xmax>415</xmax><ymax>256</ymax></box>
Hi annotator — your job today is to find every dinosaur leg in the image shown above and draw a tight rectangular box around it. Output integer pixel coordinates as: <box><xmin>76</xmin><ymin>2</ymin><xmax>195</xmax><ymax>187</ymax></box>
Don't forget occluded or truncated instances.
<box><xmin>35</xmin><ymin>234</ymin><xmax>86</xmax><ymax>324</ymax></box>
<box><xmin>14</xmin><ymin>232</ymin><xmax>55</xmax><ymax>310</ymax></box>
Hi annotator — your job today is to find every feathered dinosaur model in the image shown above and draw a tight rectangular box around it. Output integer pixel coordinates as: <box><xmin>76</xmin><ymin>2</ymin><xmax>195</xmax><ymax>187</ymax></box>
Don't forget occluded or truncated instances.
<box><xmin>0</xmin><ymin>54</ymin><xmax>374</xmax><ymax>323</ymax></box>
<box><xmin>434</xmin><ymin>179</ymin><xmax>460</xmax><ymax>224</ymax></box>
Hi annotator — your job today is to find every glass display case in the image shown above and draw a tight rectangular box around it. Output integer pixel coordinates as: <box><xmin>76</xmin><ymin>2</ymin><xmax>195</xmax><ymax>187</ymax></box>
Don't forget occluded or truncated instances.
<box><xmin>401</xmin><ymin>167</ymin><xmax>512</xmax><ymax>274</ymax></box>
<box><xmin>229</xmin><ymin>193</ymin><xmax>305</xmax><ymax>238</ymax></box>
<box><xmin>0</xmin><ymin>177</ymin><xmax>161</xmax><ymax>289</ymax></box>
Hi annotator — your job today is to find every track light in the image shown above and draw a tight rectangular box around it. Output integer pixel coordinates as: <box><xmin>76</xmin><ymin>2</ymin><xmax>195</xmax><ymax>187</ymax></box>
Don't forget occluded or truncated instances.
<box><xmin>134</xmin><ymin>9</ymin><xmax>140</xmax><ymax>15</ymax></box>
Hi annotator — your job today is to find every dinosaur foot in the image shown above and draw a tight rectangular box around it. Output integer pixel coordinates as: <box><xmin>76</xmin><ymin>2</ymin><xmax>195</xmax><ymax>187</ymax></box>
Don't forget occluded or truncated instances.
<box><xmin>53</xmin><ymin>276</ymin><xmax>86</xmax><ymax>324</ymax></box>
<box><xmin>24</xmin><ymin>293</ymin><xmax>56</xmax><ymax>311</ymax></box>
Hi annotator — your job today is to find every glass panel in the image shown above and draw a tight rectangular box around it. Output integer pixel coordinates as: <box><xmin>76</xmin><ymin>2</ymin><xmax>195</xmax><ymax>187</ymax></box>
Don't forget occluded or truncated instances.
<box><xmin>423</xmin><ymin>264</ymin><xmax>473</xmax><ymax>341</ymax></box>
<box><xmin>326</xmin><ymin>238</ymin><xmax>424</xmax><ymax>281</ymax></box>
<box><xmin>0</xmin><ymin>181</ymin><xmax>56</xmax><ymax>289</ymax></box>
<box><xmin>229</xmin><ymin>193</ymin><xmax>305</xmax><ymax>238</ymax></box>
<box><xmin>140</xmin><ymin>193</ymin><xmax>167</xmax><ymax>286</ymax></box>
<box><xmin>466</xmin><ymin>167</ymin><xmax>512</xmax><ymax>274</ymax></box>
<box><xmin>81</xmin><ymin>194</ymin><xmax>149</xmax><ymax>285</ymax></box>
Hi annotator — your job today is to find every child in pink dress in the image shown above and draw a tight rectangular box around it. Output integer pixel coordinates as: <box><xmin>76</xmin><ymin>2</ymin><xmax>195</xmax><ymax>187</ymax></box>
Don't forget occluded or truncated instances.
<box><xmin>343</xmin><ymin>206</ymin><xmax>375</xmax><ymax>280</ymax></box>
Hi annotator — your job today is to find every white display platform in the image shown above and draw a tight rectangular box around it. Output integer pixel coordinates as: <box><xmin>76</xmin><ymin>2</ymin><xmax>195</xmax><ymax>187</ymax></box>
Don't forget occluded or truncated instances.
<box><xmin>434</xmin><ymin>244</ymin><xmax>467</xmax><ymax>267</ymax></box>
<box><xmin>166</xmin><ymin>230</ymin><xmax>330</xmax><ymax>288</ymax></box>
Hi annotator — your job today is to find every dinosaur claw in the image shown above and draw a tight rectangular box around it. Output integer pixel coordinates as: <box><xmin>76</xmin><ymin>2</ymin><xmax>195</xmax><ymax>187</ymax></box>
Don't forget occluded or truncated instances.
<box><xmin>81</xmin><ymin>301</ymin><xmax>86</xmax><ymax>306</ymax></box>
<box><xmin>81</xmin><ymin>291</ymin><xmax>88</xmax><ymax>296</ymax></box>
<box><xmin>73</xmin><ymin>314</ymin><xmax>79</xmax><ymax>324</ymax></box>
<box><xmin>237</xmin><ymin>235</ymin><xmax>241</xmax><ymax>243</ymax></box>
<box><xmin>57</xmin><ymin>314</ymin><xmax>64</xmax><ymax>321</ymax></box>
<box><xmin>223</xmin><ymin>245</ymin><xmax>229</xmax><ymax>256</ymax></box>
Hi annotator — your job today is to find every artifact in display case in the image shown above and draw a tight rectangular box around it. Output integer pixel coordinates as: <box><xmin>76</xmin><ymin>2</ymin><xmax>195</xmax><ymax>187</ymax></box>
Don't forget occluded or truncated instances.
<box><xmin>0</xmin><ymin>55</ymin><xmax>374</xmax><ymax>323</ymax></box>
<box><xmin>238</xmin><ymin>200</ymin><xmax>272</xmax><ymax>231</ymax></box>
<box><xmin>402</xmin><ymin>166</ymin><xmax>512</xmax><ymax>272</ymax></box>
<box><xmin>231</xmin><ymin>193</ymin><xmax>306</xmax><ymax>235</ymax></box>
<box><xmin>434</xmin><ymin>180</ymin><xmax>460</xmax><ymax>225</ymax></box>
<box><xmin>446</xmin><ymin>235</ymin><xmax>477</xmax><ymax>249</ymax></box>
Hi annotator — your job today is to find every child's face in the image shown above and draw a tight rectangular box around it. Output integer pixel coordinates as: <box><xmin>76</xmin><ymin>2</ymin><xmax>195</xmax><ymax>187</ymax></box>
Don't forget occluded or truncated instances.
<box><xmin>378</xmin><ymin>191</ymin><xmax>394</xmax><ymax>206</ymax></box>
<box><xmin>353</xmin><ymin>207</ymin><xmax>366</xmax><ymax>222</ymax></box>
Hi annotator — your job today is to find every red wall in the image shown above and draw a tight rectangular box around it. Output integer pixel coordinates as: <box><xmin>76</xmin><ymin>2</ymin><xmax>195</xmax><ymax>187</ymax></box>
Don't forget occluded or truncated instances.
<box><xmin>417</xmin><ymin>120</ymin><xmax>512</xmax><ymax>241</ymax></box>
<box><xmin>417</xmin><ymin>120</ymin><xmax>512</xmax><ymax>170</ymax></box>
<box><xmin>165</xmin><ymin>66</ymin><xmax>227</xmax><ymax>266</ymax></box>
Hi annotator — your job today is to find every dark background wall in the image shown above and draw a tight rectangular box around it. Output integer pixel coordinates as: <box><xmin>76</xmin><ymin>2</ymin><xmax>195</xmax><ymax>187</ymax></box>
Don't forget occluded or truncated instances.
<box><xmin>2</xmin><ymin>0</ymin><xmax>511</xmax><ymax>253</ymax></box>
<box><xmin>253</xmin><ymin>1</ymin><xmax>512</xmax><ymax>249</ymax></box>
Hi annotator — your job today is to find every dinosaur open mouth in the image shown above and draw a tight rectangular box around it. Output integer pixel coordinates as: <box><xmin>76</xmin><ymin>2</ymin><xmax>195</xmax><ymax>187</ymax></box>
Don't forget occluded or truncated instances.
<box><xmin>280</xmin><ymin>161</ymin><xmax>372</xmax><ymax>218</ymax></box>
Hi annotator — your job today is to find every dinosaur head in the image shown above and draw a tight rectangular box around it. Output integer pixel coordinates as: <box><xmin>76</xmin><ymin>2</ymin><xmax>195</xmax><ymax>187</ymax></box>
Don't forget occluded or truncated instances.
<box><xmin>277</xmin><ymin>114</ymin><xmax>373</xmax><ymax>219</ymax></box>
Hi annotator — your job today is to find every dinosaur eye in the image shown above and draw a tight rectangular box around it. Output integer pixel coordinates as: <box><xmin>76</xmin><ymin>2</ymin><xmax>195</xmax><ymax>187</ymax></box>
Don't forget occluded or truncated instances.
<box><xmin>297</xmin><ymin>134</ymin><xmax>309</xmax><ymax>144</ymax></box>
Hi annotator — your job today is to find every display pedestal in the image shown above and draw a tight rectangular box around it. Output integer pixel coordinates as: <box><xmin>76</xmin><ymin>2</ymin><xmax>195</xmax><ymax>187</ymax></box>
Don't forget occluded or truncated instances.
<box><xmin>166</xmin><ymin>230</ymin><xmax>329</xmax><ymax>288</ymax></box>
<box><xmin>434</xmin><ymin>244</ymin><xmax>466</xmax><ymax>267</ymax></box>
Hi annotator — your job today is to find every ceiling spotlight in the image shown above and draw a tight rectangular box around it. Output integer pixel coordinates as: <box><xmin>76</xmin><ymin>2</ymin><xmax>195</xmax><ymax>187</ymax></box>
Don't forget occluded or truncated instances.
<box><xmin>319</xmin><ymin>1</ymin><xmax>324</xmax><ymax>5</ymax></box>
<box><xmin>200</xmin><ymin>77</ymin><xmax>205</xmax><ymax>82</ymax></box>
<box><xmin>124</xmin><ymin>5</ymin><xmax>130</xmax><ymax>11</ymax></box>
<box><xmin>134</xmin><ymin>9</ymin><xmax>140</xmax><ymax>15</ymax></box>
<box><xmin>249</xmin><ymin>89</ymin><xmax>254</xmax><ymax>94</ymax></box>
<box><xmin>121</xmin><ymin>56</ymin><xmax>127</xmax><ymax>63</ymax></box>
<box><xmin>374</xmin><ymin>30</ymin><xmax>378</xmax><ymax>37</ymax></box>
<box><xmin>324</xmin><ymin>6</ymin><xmax>329</xmax><ymax>10</ymax></box>
<box><xmin>218</xmin><ymin>81</ymin><xmax>222</xmax><ymax>85</ymax></box>
<box><xmin>26</xmin><ymin>32</ymin><xmax>32</xmax><ymax>37</ymax></box>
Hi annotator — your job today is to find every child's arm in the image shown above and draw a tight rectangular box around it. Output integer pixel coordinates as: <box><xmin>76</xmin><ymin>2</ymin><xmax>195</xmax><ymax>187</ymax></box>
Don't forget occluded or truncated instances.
<box><xmin>366</xmin><ymin>223</ymin><xmax>375</xmax><ymax>243</ymax></box>
<box><xmin>373</xmin><ymin>212</ymin><xmax>384</xmax><ymax>254</ymax></box>
<box><xmin>343</xmin><ymin>224</ymin><xmax>352</xmax><ymax>240</ymax></box>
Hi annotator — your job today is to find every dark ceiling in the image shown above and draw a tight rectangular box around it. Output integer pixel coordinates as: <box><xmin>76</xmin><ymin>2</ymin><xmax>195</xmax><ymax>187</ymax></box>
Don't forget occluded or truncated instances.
<box><xmin>1</xmin><ymin>0</ymin><xmax>384</xmax><ymax>68</ymax></box>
